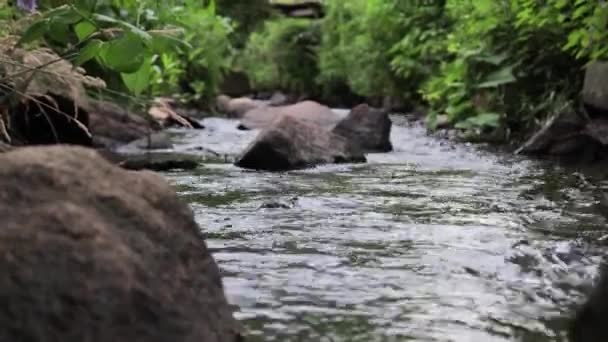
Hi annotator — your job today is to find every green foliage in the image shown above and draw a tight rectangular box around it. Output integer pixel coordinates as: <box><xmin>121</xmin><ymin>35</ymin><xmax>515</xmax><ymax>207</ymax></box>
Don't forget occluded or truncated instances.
<box><xmin>318</xmin><ymin>0</ymin><xmax>450</xmax><ymax>102</ymax></box>
<box><xmin>239</xmin><ymin>18</ymin><xmax>320</xmax><ymax>95</ymax></box>
<box><xmin>14</xmin><ymin>0</ymin><xmax>233</xmax><ymax>106</ymax></box>
<box><xmin>216</xmin><ymin>0</ymin><xmax>273</xmax><ymax>47</ymax></box>
<box><xmin>421</xmin><ymin>0</ymin><xmax>589</xmax><ymax>138</ymax></box>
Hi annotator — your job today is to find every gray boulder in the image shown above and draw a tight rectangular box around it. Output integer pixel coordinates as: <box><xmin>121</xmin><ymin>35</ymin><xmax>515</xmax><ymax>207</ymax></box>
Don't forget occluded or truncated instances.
<box><xmin>235</xmin><ymin>115</ymin><xmax>366</xmax><ymax>171</ymax></box>
<box><xmin>583</xmin><ymin>61</ymin><xmax>608</xmax><ymax>113</ymax></box>
<box><xmin>332</xmin><ymin>103</ymin><xmax>393</xmax><ymax>152</ymax></box>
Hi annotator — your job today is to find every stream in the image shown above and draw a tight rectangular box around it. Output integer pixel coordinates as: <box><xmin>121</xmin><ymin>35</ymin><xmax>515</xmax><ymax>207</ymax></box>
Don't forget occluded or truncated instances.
<box><xmin>162</xmin><ymin>115</ymin><xmax>608</xmax><ymax>341</ymax></box>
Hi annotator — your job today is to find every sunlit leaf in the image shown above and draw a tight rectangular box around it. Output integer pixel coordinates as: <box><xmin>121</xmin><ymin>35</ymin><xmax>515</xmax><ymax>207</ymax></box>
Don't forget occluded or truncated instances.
<box><xmin>121</xmin><ymin>56</ymin><xmax>152</xmax><ymax>95</ymax></box>
<box><xmin>74</xmin><ymin>39</ymin><xmax>104</xmax><ymax>66</ymax></box>
<box><xmin>101</xmin><ymin>33</ymin><xmax>146</xmax><ymax>73</ymax></box>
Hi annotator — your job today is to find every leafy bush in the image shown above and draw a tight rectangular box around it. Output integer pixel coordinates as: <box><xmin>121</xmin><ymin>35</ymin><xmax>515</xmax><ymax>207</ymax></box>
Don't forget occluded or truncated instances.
<box><xmin>318</xmin><ymin>0</ymin><xmax>449</xmax><ymax>103</ymax></box>
<box><xmin>13</xmin><ymin>0</ymin><xmax>233</xmax><ymax>106</ymax></box>
<box><xmin>239</xmin><ymin>17</ymin><xmax>320</xmax><ymax>95</ymax></box>
<box><xmin>421</xmin><ymin>0</ymin><xmax>590</xmax><ymax>137</ymax></box>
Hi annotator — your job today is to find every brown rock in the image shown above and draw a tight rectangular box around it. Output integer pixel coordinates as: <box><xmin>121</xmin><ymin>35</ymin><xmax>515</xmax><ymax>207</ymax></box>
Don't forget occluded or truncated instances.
<box><xmin>238</xmin><ymin>100</ymin><xmax>342</xmax><ymax>130</ymax></box>
<box><xmin>332</xmin><ymin>104</ymin><xmax>393</xmax><ymax>152</ymax></box>
<box><xmin>235</xmin><ymin>115</ymin><xmax>366</xmax><ymax>171</ymax></box>
<box><xmin>216</xmin><ymin>95</ymin><xmax>265</xmax><ymax>119</ymax></box>
<box><xmin>85</xmin><ymin>99</ymin><xmax>160</xmax><ymax>148</ymax></box>
<box><xmin>0</xmin><ymin>146</ymin><xmax>242</xmax><ymax>342</ymax></box>
<box><xmin>515</xmin><ymin>109</ymin><xmax>587</xmax><ymax>155</ymax></box>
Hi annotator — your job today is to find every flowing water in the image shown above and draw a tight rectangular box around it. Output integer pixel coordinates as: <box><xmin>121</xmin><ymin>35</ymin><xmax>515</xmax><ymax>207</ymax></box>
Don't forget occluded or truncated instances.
<box><xmin>163</xmin><ymin>116</ymin><xmax>608</xmax><ymax>341</ymax></box>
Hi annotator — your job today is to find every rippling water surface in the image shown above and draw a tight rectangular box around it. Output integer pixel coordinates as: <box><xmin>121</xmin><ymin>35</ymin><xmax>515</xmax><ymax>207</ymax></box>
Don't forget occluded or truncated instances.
<box><xmin>163</xmin><ymin>116</ymin><xmax>608</xmax><ymax>341</ymax></box>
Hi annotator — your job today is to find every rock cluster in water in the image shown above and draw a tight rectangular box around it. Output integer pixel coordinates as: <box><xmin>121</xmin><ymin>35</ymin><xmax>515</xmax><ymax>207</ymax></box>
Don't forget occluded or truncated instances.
<box><xmin>219</xmin><ymin>94</ymin><xmax>393</xmax><ymax>171</ymax></box>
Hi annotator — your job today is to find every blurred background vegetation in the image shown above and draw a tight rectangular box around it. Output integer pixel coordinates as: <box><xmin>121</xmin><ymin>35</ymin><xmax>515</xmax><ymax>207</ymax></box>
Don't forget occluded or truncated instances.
<box><xmin>1</xmin><ymin>0</ymin><xmax>606</xmax><ymax>139</ymax></box>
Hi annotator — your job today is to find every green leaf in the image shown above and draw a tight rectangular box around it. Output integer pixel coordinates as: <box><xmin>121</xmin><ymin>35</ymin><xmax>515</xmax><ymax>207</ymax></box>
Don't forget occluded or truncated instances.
<box><xmin>456</xmin><ymin>112</ymin><xmax>501</xmax><ymax>129</ymax></box>
<box><xmin>74</xmin><ymin>21</ymin><xmax>97</xmax><ymax>41</ymax></box>
<box><xmin>74</xmin><ymin>39</ymin><xmax>104</xmax><ymax>67</ymax></box>
<box><xmin>92</xmin><ymin>13</ymin><xmax>152</xmax><ymax>43</ymax></box>
<box><xmin>45</xmin><ymin>5</ymin><xmax>82</xmax><ymax>24</ymax></box>
<box><xmin>47</xmin><ymin>21</ymin><xmax>71</xmax><ymax>44</ymax></box>
<box><xmin>72</xmin><ymin>0</ymin><xmax>97</xmax><ymax>14</ymax></box>
<box><xmin>17</xmin><ymin>19</ymin><xmax>50</xmax><ymax>46</ymax></box>
<box><xmin>150</xmin><ymin>33</ymin><xmax>191</xmax><ymax>54</ymax></box>
<box><xmin>472</xmin><ymin>52</ymin><xmax>508</xmax><ymax>65</ymax></box>
<box><xmin>476</xmin><ymin>66</ymin><xmax>516</xmax><ymax>88</ymax></box>
<box><xmin>101</xmin><ymin>33</ymin><xmax>145</xmax><ymax>73</ymax></box>
<box><xmin>121</xmin><ymin>56</ymin><xmax>152</xmax><ymax>95</ymax></box>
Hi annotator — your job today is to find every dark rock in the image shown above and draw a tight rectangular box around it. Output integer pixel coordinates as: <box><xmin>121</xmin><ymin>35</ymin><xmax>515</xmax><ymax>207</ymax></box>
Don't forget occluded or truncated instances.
<box><xmin>259</xmin><ymin>197</ymin><xmax>299</xmax><ymax>209</ymax></box>
<box><xmin>570</xmin><ymin>263</ymin><xmax>608</xmax><ymax>342</ymax></box>
<box><xmin>113</xmin><ymin>152</ymin><xmax>201</xmax><ymax>171</ymax></box>
<box><xmin>11</xmin><ymin>95</ymin><xmax>93</xmax><ymax>146</ymax></box>
<box><xmin>0</xmin><ymin>146</ymin><xmax>242</xmax><ymax>342</ymax></box>
<box><xmin>332</xmin><ymin>103</ymin><xmax>393</xmax><ymax>152</ymax></box>
<box><xmin>85</xmin><ymin>99</ymin><xmax>159</xmax><ymax>149</ymax></box>
<box><xmin>583</xmin><ymin>61</ymin><xmax>608</xmax><ymax>114</ymax></box>
<box><xmin>235</xmin><ymin>115</ymin><xmax>366</xmax><ymax>171</ymax></box>
<box><xmin>220</xmin><ymin>71</ymin><xmax>251</xmax><ymax>97</ymax></box>
<box><xmin>515</xmin><ymin>109</ymin><xmax>588</xmax><ymax>155</ymax></box>
<box><xmin>585</xmin><ymin>119</ymin><xmax>608</xmax><ymax>146</ymax></box>
<box><xmin>238</xmin><ymin>100</ymin><xmax>343</xmax><ymax>130</ymax></box>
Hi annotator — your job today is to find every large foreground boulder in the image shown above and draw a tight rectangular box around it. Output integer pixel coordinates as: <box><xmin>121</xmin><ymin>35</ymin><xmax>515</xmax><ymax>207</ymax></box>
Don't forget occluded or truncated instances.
<box><xmin>238</xmin><ymin>100</ymin><xmax>343</xmax><ymax>130</ymax></box>
<box><xmin>235</xmin><ymin>115</ymin><xmax>366</xmax><ymax>171</ymax></box>
<box><xmin>570</xmin><ymin>263</ymin><xmax>608</xmax><ymax>342</ymax></box>
<box><xmin>332</xmin><ymin>104</ymin><xmax>392</xmax><ymax>152</ymax></box>
<box><xmin>0</xmin><ymin>146</ymin><xmax>242</xmax><ymax>342</ymax></box>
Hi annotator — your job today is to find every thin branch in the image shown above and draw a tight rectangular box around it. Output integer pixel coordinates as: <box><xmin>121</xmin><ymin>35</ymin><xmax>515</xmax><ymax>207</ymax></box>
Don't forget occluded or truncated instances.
<box><xmin>0</xmin><ymin>82</ymin><xmax>92</xmax><ymax>139</ymax></box>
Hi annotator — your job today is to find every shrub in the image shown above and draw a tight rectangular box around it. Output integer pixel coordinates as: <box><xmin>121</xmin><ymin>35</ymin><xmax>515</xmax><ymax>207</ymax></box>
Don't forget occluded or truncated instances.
<box><xmin>239</xmin><ymin>17</ymin><xmax>320</xmax><ymax>96</ymax></box>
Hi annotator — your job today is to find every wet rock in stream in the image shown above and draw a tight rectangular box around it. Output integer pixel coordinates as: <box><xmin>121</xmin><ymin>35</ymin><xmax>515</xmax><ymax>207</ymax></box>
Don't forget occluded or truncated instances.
<box><xmin>332</xmin><ymin>103</ymin><xmax>393</xmax><ymax>152</ymax></box>
<box><xmin>0</xmin><ymin>145</ymin><xmax>242</xmax><ymax>342</ymax></box>
<box><xmin>515</xmin><ymin>106</ymin><xmax>608</xmax><ymax>161</ymax></box>
<box><xmin>235</xmin><ymin>115</ymin><xmax>366</xmax><ymax>171</ymax></box>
